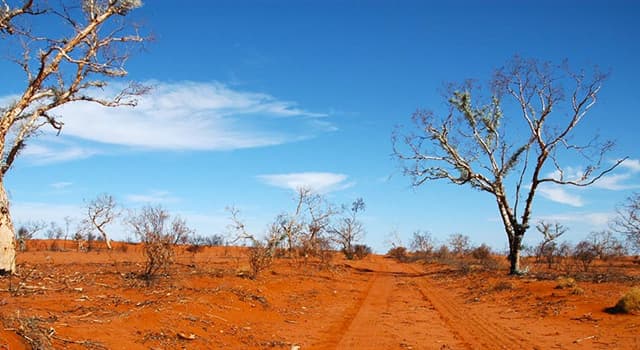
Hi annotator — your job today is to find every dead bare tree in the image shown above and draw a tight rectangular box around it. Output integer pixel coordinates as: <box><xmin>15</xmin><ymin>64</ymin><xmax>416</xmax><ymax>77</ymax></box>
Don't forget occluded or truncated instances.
<box><xmin>611</xmin><ymin>192</ymin><xmax>640</xmax><ymax>254</ymax></box>
<box><xmin>16</xmin><ymin>220</ymin><xmax>46</xmax><ymax>251</ymax></box>
<box><xmin>330</xmin><ymin>198</ymin><xmax>366</xmax><ymax>260</ymax></box>
<box><xmin>535</xmin><ymin>221</ymin><xmax>567</xmax><ymax>267</ymax></box>
<box><xmin>393</xmin><ymin>57</ymin><xmax>625</xmax><ymax>274</ymax></box>
<box><xmin>0</xmin><ymin>0</ymin><xmax>148</xmax><ymax>273</ymax></box>
<box><xmin>300</xmin><ymin>190</ymin><xmax>336</xmax><ymax>258</ymax></box>
<box><xmin>84</xmin><ymin>193</ymin><xmax>119</xmax><ymax>249</ymax></box>
<box><xmin>227</xmin><ymin>206</ymin><xmax>281</xmax><ymax>279</ymax></box>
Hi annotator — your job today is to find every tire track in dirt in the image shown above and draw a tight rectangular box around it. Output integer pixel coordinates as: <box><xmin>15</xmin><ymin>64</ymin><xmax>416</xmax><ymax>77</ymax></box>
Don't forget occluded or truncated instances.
<box><xmin>409</xmin><ymin>265</ymin><xmax>538</xmax><ymax>350</ymax></box>
<box><xmin>321</xmin><ymin>259</ymin><xmax>465</xmax><ymax>349</ymax></box>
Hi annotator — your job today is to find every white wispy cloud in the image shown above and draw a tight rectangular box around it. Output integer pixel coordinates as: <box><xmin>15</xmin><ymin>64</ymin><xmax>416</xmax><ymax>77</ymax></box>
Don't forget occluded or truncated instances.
<box><xmin>592</xmin><ymin>173</ymin><xmax>640</xmax><ymax>191</ymax></box>
<box><xmin>620</xmin><ymin>158</ymin><xmax>640</xmax><ymax>173</ymax></box>
<box><xmin>257</xmin><ymin>172</ymin><xmax>354</xmax><ymax>194</ymax></box>
<box><xmin>125</xmin><ymin>190</ymin><xmax>179</xmax><ymax>204</ymax></box>
<box><xmin>50</xmin><ymin>182</ymin><xmax>73</xmax><ymax>190</ymax></box>
<box><xmin>47</xmin><ymin>81</ymin><xmax>329</xmax><ymax>151</ymax></box>
<box><xmin>537</xmin><ymin>212</ymin><xmax>614</xmax><ymax>227</ymax></box>
<box><xmin>21</xmin><ymin>139</ymin><xmax>100</xmax><ymax>164</ymax></box>
<box><xmin>538</xmin><ymin>185</ymin><xmax>584</xmax><ymax>207</ymax></box>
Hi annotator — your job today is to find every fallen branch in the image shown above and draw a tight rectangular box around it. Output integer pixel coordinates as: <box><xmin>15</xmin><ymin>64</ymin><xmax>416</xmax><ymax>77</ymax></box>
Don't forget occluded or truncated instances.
<box><xmin>574</xmin><ymin>335</ymin><xmax>596</xmax><ymax>344</ymax></box>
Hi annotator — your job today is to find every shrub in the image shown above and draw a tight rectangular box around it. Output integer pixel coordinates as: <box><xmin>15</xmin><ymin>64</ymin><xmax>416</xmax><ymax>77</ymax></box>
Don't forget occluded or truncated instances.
<box><xmin>471</xmin><ymin>244</ymin><xmax>492</xmax><ymax>261</ymax></box>
<box><xmin>448</xmin><ymin>233</ymin><xmax>471</xmax><ymax>256</ymax></box>
<box><xmin>612</xmin><ymin>287</ymin><xmax>640</xmax><ymax>314</ymax></box>
<box><xmin>570</xmin><ymin>287</ymin><xmax>585</xmax><ymax>295</ymax></box>
<box><xmin>128</xmin><ymin>205</ymin><xmax>193</xmax><ymax>283</ymax></box>
<box><xmin>248</xmin><ymin>243</ymin><xmax>273</xmax><ymax>279</ymax></box>
<box><xmin>555</xmin><ymin>276</ymin><xmax>577</xmax><ymax>289</ymax></box>
<box><xmin>352</xmin><ymin>244</ymin><xmax>372</xmax><ymax>259</ymax></box>
<box><xmin>386</xmin><ymin>246</ymin><xmax>408</xmax><ymax>262</ymax></box>
<box><xmin>410</xmin><ymin>230</ymin><xmax>434</xmax><ymax>256</ymax></box>
<box><xmin>492</xmin><ymin>281</ymin><xmax>515</xmax><ymax>292</ymax></box>
<box><xmin>573</xmin><ymin>240</ymin><xmax>598</xmax><ymax>272</ymax></box>
<box><xmin>433</xmin><ymin>244</ymin><xmax>452</xmax><ymax>261</ymax></box>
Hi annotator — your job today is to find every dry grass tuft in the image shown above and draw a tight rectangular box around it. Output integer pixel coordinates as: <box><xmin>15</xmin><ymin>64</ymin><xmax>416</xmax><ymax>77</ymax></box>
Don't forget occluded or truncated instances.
<box><xmin>611</xmin><ymin>287</ymin><xmax>640</xmax><ymax>314</ymax></box>
<box><xmin>555</xmin><ymin>276</ymin><xmax>577</xmax><ymax>290</ymax></box>
<box><xmin>570</xmin><ymin>286</ymin><xmax>585</xmax><ymax>296</ymax></box>
<box><xmin>492</xmin><ymin>281</ymin><xmax>515</xmax><ymax>292</ymax></box>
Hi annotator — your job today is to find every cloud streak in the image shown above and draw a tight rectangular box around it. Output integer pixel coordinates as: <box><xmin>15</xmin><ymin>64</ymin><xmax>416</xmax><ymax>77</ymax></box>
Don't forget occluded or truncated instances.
<box><xmin>125</xmin><ymin>190</ymin><xmax>179</xmax><ymax>204</ymax></box>
<box><xmin>538</xmin><ymin>185</ymin><xmax>584</xmax><ymax>207</ymax></box>
<box><xmin>257</xmin><ymin>172</ymin><xmax>354</xmax><ymax>194</ymax></box>
<box><xmin>52</xmin><ymin>81</ymin><xmax>329</xmax><ymax>151</ymax></box>
<box><xmin>537</xmin><ymin>211</ymin><xmax>614</xmax><ymax>227</ymax></box>
<box><xmin>5</xmin><ymin>81</ymin><xmax>332</xmax><ymax>164</ymax></box>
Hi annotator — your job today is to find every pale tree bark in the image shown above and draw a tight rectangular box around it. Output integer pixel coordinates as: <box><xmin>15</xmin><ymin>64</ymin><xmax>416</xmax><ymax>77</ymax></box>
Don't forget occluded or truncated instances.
<box><xmin>0</xmin><ymin>179</ymin><xmax>16</xmax><ymax>273</ymax></box>
<box><xmin>0</xmin><ymin>0</ymin><xmax>148</xmax><ymax>273</ymax></box>
<box><xmin>393</xmin><ymin>57</ymin><xmax>626</xmax><ymax>275</ymax></box>
<box><xmin>84</xmin><ymin>193</ymin><xmax>119</xmax><ymax>249</ymax></box>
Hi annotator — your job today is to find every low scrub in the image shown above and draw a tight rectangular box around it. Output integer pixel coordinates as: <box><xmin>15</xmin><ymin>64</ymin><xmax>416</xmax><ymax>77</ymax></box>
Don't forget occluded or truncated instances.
<box><xmin>386</xmin><ymin>246</ymin><xmax>408</xmax><ymax>262</ymax></box>
<box><xmin>555</xmin><ymin>276</ymin><xmax>577</xmax><ymax>290</ymax></box>
<box><xmin>610</xmin><ymin>287</ymin><xmax>640</xmax><ymax>314</ymax></box>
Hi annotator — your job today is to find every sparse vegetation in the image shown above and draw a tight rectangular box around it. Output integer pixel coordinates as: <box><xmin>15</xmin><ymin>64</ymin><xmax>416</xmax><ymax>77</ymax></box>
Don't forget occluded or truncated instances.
<box><xmin>331</xmin><ymin>198</ymin><xmax>366</xmax><ymax>260</ymax></box>
<box><xmin>611</xmin><ymin>192</ymin><xmax>640</xmax><ymax>254</ymax></box>
<box><xmin>611</xmin><ymin>287</ymin><xmax>640</xmax><ymax>314</ymax></box>
<box><xmin>573</xmin><ymin>241</ymin><xmax>598</xmax><ymax>272</ymax></box>
<box><xmin>128</xmin><ymin>205</ymin><xmax>193</xmax><ymax>283</ymax></box>
<box><xmin>386</xmin><ymin>246</ymin><xmax>409</xmax><ymax>262</ymax></box>
<box><xmin>555</xmin><ymin>277</ymin><xmax>577</xmax><ymax>290</ymax></box>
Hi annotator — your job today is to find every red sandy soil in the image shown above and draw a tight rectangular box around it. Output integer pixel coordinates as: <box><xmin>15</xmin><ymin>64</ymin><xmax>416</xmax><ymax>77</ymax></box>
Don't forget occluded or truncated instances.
<box><xmin>0</xmin><ymin>240</ymin><xmax>639</xmax><ymax>349</ymax></box>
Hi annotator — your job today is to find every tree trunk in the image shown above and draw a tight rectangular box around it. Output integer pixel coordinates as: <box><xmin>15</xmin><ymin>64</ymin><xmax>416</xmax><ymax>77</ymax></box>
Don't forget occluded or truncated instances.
<box><xmin>508</xmin><ymin>232</ymin><xmax>524</xmax><ymax>275</ymax></box>
<box><xmin>0</xmin><ymin>180</ymin><xmax>16</xmax><ymax>274</ymax></box>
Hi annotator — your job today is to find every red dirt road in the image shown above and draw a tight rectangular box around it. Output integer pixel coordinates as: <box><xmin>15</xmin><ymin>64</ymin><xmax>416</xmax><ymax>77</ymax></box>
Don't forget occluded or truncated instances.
<box><xmin>1</xmin><ymin>243</ymin><xmax>639</xmax><ymax>349</ymax></box>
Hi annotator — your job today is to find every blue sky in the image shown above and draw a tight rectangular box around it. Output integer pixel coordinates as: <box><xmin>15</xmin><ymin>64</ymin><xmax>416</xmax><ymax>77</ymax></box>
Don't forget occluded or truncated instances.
<box><xmin>2</xmin><ymin>1</ymin><xmax>640</xmax><ymax>252</ymax></box>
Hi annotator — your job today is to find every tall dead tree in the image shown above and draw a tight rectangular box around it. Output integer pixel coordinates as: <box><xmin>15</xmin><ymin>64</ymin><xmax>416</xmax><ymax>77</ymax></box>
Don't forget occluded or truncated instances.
<box><xmin>0</xmin><ymin>0</ymin><xmax>147</xmax><ymax>273</ymax></box>
<box><xmin>393</xmin><ymin>57</ymin><xmax>625</xmax><ymax>274</ymax></box>
<box><xmin>84</xmin><ymin>193</ymin><xmax>119</xmax><ymax>249</ymax></box>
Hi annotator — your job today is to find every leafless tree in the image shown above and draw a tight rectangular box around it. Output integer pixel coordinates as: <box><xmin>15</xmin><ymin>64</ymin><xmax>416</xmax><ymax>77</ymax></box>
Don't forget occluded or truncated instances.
<box><xmin>393</xmin><ymin>57</ymin><xmax>625</xmax><ymax>274</ymax></box>
<box><xmin>535</xmin><ymin>221</ymin><xmax>567</xmax><ymax>267</ymax></box>
<box><xmin>0</xmin><ymin>0</ymin><xmax>148</xmax><ymax>273</ymax></box>
<box><xmin>447</xmin><ymin>233</ymin><xmax>470</xmax><ymax>256</ymax></box>
<box><xmin>299</xmin><ymin>189</ymin><xmax>336</xmax><ymax>257</ymax></box>
<box><xmin>227</xmin><ymin>206</ymin><xmax>281</xmax><ymax>279</ymax></box>
<box><xmin>330</xmin><ymin>198</ymin><xmax>366</xmax><ymax>260</ymax></box>
<box><xmin>16</xmin><ymin>219</ymin><xmax>46</xmax><ymax>251</ymax></box>
<box><xmin>272</xmin><ymin>188</ymin><xmax>308</xmax><ymax>255</ymax></box>
<box><xmin>611</xmin><ymin>192</ymin><xmax>640</xmax><ymax>254</ymax></box>
<box><xmin>84</xmin><ymin>194</ymin><xmax>119</xmax><ymax>249</ymax></box>
<box><xmin>410</xmin><ymin>230</ymin><xmax>435</xmax><ymax>255</ymax></box>
<box><xmin>587</xmin><ymin>230</ymin><xmax>626</xmax><ymax>260</ymax></box>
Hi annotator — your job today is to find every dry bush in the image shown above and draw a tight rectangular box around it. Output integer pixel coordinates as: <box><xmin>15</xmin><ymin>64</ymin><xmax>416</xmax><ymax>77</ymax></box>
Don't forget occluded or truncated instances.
<box><xmin>570</xmin><ymin>287</ymin><xmax>585</xmax><ymax>295</ymax></box>
<box><xmin>610</xmin><ymin>287</ymin><xmax>640</xmax><ymax>314</ymax></box>
<box><xmin>555</xmin><ymin>276</ymin><xmax>577</xmax><ymax>289</ymax></box>
<box><xmin>471</xmin><ymin>244</ymin><xmax>492</xmax><ymax>261</ymax></box>
<box><xmin>248</xmin><ymin>243</ymin><xmax>273</xmax><ymax>279</ymax></box>
<box><xmin>448</xmin><ymin>233</ymin><xmax>471</xmax><ymax>256</ymax></box>
<box><xmin>386</xmin><ymin>246</ymin><xmax>408</xmax><ymax>262</ymax></box>
<box><xmin>352</xmin><ymin>244</ymin><xmax>372</xmax><ymax>259</ymax></box>
<box><xmin>410</xmin><ymin>230</ymin><xmax>435</xmax><ymax>257</ymax></box>
<box><xmin>492</xmin><ymin>281</ymin><xmax>515</xmax><ymax>292</ymax></box>
<box><xmin>128</xmin><ymin>205</ymin><xmax>193</xmax><ymax>283</ymax></box>
<box><xmin>433</xmin><ymin>244</ymin><xmax>452</xmax><ymax>261</ymax></box>
<box><xmin>573</xmin><ymin>241</ymin><xmax>597</xmax><ymax>272</ymax></box>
